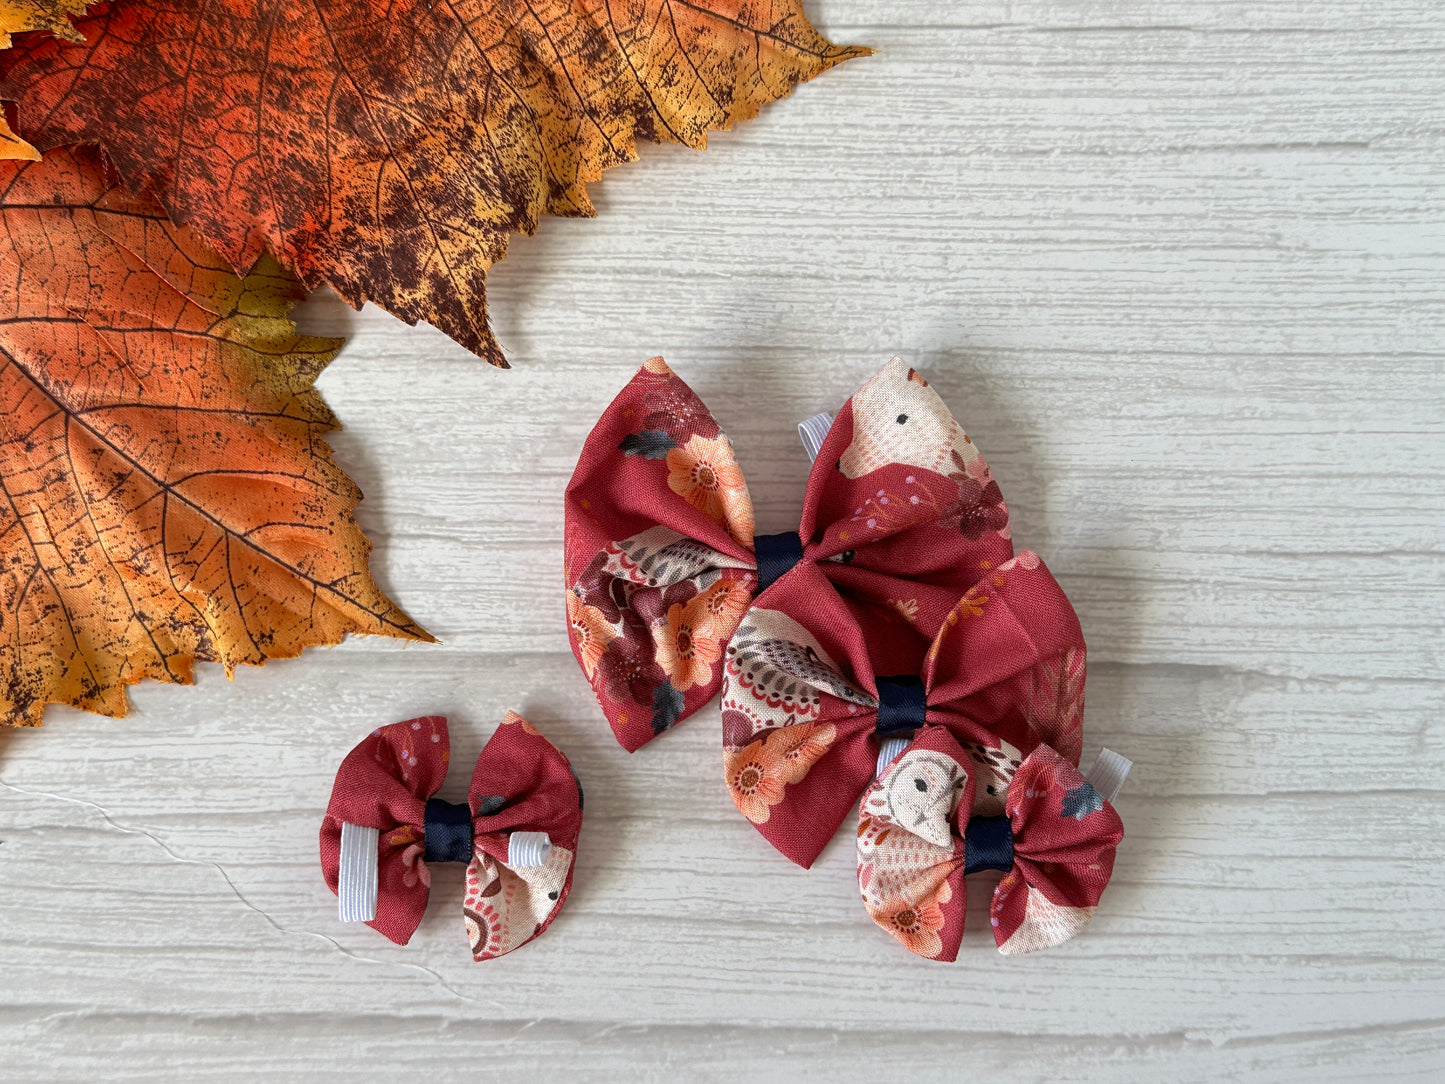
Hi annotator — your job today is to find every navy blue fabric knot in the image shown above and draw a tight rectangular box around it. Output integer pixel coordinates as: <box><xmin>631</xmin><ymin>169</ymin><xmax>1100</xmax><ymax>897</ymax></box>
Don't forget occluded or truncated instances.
<box><xmin>874</xmin><ymin>675</ymin><xmax>928</xmax><ymax>738</ymax></box>
<box><xmin>755</xmin><ymin>531</ymin><xmax>805</xmax><ymax>594</ymax></box>
<box><xmin>963</xmin><ymin>815</ymin><xmax>1014</xmax><ymax>875</ymax></box>
<box><xmin>423</xmin><ymin>798</ymin><xmax>474</xmax><ymax>864</ymax></box>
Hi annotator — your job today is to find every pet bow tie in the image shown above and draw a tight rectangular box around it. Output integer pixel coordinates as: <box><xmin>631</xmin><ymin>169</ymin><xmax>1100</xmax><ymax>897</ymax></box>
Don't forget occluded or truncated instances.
<box><xmin>565</xmin><ymin>355</ymin><xmax>1015</xmax><ymax>752</ymax></box>
<box><xmin>720</xmin><ymin>548</ymin><xmax>1087</xmax><ymax>868</ymax></box>
<box><xmin>859</xmin><ymin>726</ymin><xmax>1127</xmax><ymax>958</ymax></box>
<box><xmin>319</xmin><ymin>713</ymin><xmax>583</xmax><ymax>960</ymax></box>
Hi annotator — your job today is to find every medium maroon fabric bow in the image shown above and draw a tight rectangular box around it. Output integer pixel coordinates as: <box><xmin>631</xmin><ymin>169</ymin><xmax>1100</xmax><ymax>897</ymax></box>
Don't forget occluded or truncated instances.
<box><xmin>858</xmin><ymin>726</ymin><xmax>1124</xmax><ymax>959</ymax></box>
<box><xmin>319</xmin><ymin>713</ymin><xmax>583</xmax><ymax>960</ymax></box>
<box><xmin>565</xmin><ymin>355</ymin><xmax>1015</xmax><ymax>752</ymax></box>
<box><xmin>719</xmin><ymin>548</ymin><xmax>1086</xmax><ymax>868</ymax></box>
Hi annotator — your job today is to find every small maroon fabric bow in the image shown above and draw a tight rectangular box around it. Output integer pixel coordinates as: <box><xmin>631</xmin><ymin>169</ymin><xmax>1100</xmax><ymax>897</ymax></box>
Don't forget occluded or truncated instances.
<box><xmin>858</xmin><ymin>726</ymin><xmax>1123</xmax><ymax>959</ymax></box>
<box><xmin>319</xmin><ymin>713</ymin><xmax>583</xmax><ymax>960</ymax></box>
<box><xmin>565</xmin><ymin>355</ymin><xmax>1014</xmax><ymax>752</ymax></box>
<box><xmin>720</xmin><ymin>549</ymin><xmax>1086</xmax><ymax>868</ymax></box>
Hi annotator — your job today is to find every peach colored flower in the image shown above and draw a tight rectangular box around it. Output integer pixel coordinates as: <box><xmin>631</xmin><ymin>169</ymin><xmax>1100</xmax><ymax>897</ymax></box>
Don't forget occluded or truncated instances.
<box><xmin>652</xmin><ymin>590</ymin><xmax>725</xmax><ymax>691</ymax></box>
<box><xmin>868</xmin><ymin>894</ymin><xmax>946</xmax><ymax>958</ymax></box>
<box><xmin>889</xmin><ymin>597</ymin><xmax>919</xmax><ymax>622</ymax></box>
<box><xmin>771</xmin><ymin>722</ymin><xmax>837</xmax><ymax>785</ymax></box>
<box><xmin>724</xmin><ymin>738</ymin><xmax>788</xmax><ymax>823</ymax></box>
<box><xmin>693</xmin><ymin>576</ymin><xmax>752</xmax><ymax>639</ymax></box>
<box><xmin>666</xmin><ymin>434</ymin><xmax>754</xmax><ymax>546</ymax></box>
<box><xmin>400</xmin><ymin>842</ymin><xmax>431</xmax><ymax>890</ymax></box>
<box><xmin>567</xmin><ymin>591</ymin><xmax>616</xmax><ymax>679</ymax></box>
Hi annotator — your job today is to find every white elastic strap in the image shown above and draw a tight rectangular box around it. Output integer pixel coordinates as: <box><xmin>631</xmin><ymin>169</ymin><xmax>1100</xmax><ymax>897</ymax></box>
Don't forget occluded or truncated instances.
<box><xmin>1085</xmin><ymin>748</ymin><xmax>1132</xmax><ymax>803</ymax></box>
<box><xmin>508</xmin><ymin>831</ymin><xmax>553</xmax><ymax>868</ymax></box>
<box><xmin>875</xmin><ymin>736</ymin><xmax>911</xmax><ymax>779</ymax></box>
<box><xmin>797</xmin><ymin>412</ymin><xmax>834</xmax><ymax>463</ymax></box>
<box><xmin>337</xmin><ymin>822</ymin><xmax>379</xmax><ymax>923</ymax></box>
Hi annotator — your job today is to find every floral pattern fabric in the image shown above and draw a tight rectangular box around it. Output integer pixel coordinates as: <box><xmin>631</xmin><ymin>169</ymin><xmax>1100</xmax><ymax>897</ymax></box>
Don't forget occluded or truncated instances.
<box><xmin>718</xmin><ymin>549</ymin><xmax>1087</xmax><ymax>868</ymax></box>
<box><xmin>565</xmin><ymin>355</ymin><xmax>1015</xmax><ymax>752</ymax></box>
<box><xmin>858</xmin><ymin>728</ymin><xmax>1124</xmax><ymax>959</ymax></box>
<box><xmin>320</xmin><ymin>712</ymin><xmax>584</xmax><ymax>960</ymax></box>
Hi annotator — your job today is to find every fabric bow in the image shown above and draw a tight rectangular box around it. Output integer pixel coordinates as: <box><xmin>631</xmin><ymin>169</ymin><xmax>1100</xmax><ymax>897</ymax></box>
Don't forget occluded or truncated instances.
<box><xmin>319</xmin><ymin>712</ymin><xmax>583</xmax><ymax>960</ymax></box>
<box><xmin>720</xmin><ymin>547</ymin><xmax>1085</xmax><ymax>868</ymax></box>
<box><xmin>858</xmin><ymin>727</ymin><xmax>1124</xmax><ymax>958</ymax></box>
<box><xmin>565</xmin><ymin>355</ymin><xmax>1015</xmax><ymax>752</ymax></box>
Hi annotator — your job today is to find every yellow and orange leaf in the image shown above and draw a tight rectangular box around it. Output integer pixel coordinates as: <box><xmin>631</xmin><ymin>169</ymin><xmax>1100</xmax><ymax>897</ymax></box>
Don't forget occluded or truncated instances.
<box><xmin>0</xmin><ymin>0</ymin><xmax>87</xmax><ymax>50</ymax></box>
<box><xmin>0</xmin><ymin>0</ymin><xmax>870</xmax><ymax>364</ymax></box>
<box><xmin>0</xmin><ymin>146</ymin><xmax>430</xmax><ymax>728</ymax></box>
<box><xmin>0</xmin><ymin>0</ymin><xmax>92</xmax><ymax>159</ymax></box>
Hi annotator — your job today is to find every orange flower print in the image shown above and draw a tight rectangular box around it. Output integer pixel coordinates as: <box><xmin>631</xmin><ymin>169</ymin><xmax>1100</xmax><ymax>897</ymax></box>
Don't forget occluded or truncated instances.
<box><xmin>652</xmin><ymin>590</ymin><xmax>725</xmax><ymax>691</ymax></box>
<box><xmin>724</xmin><ymin>737</ymin><xmax>788</xmax><ymax>823</ymax></box>
<box><xmin>694</xmin><ymin>577</ymin><xmax>752</xmax><ymax>639</ymax></box>
<box><xmin>868</xmin><ymin>894</ymin><xmax>946</xmax><ymax>958</ymax></box>
<box><xmin>771</xmin><ymin>722</ymin><xmax>837</xmax><ymax>785</ymax></box>
<box><xmin>666</xmin><ymin>434</ymin><xmax>754</xmax><ymax>546</ymax></box>
<box><xmin>567</xmin><ymin>590</ymin><xmax>616</xmax><ymax>679</ymax></box>
<box><xmin>955</xmin><ymin>591</ymin><xmax>988</xmax><ymax>619</ymax></box>
<box><xmin>888</xmin><ymin>597</ymin><xmax>919</xmax><ymax>622</ymax></box>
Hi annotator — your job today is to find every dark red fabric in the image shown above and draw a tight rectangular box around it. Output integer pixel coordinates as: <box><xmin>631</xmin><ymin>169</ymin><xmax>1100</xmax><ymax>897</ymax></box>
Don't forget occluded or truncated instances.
<box><xmin>858</xmin><ymin>730</ymin><xmax>1123</xmax><ymax>959</ymax></box>
<box><xmin>722</xmin><ymin>549</ymin><xmax>1086</xmax><ymax>868</ymax></box>
<box><xmin>565</xmin><ymin>356</ymin><xmax>1014</xmax><ymax>751</ymax></box>
<box><xmin>320</xmin><ymin>714</ymin><xmax>583</xmax><ymax>954</ymax></box>
<box><xmin>319</xmin><ymin>715</ymin><xmax>447</xmax><ymax>945</ymax></box>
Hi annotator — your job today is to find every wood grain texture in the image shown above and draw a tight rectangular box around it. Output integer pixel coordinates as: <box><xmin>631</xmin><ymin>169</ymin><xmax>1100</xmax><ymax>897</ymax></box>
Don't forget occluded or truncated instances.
<box><xmin>2</xmin><ymin>1</ymin><xmax>1443</xmax><ymax>1079</ymax></box>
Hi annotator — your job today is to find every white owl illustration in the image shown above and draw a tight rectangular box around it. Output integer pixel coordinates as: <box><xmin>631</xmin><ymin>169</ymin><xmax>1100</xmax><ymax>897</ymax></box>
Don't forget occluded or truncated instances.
<box><xmin>838</xmin><ymin>357</ymin><xmax>979</xmax><ymax>479</ymax></box>
<box><xmin>963</xmin><ymin>737</ymin><xmax>1024</xmax><ymax>818</ymax></box>
<box><xmin>876</xmin><ymin>749</ymin><xmax>968</xmax><ymax>848</ymax></box>
<box><xmin>858</xmin><ymin>748</ymin><xmax>970</xmax><ymax>914</ymax></box>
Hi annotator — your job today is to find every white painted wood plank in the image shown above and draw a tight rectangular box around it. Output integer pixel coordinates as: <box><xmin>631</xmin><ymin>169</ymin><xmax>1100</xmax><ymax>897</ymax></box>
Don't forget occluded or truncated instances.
<box><xmin>3</xmin><ymin>0</ymin><xmax>1444</xmax><ymax>1078</ymax></box>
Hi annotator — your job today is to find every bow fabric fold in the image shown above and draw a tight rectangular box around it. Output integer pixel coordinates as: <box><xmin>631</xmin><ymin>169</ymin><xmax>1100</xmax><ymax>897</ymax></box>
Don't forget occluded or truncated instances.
<box><xmin>720</xmin><ymin>548</ymin><xmax>1086</xmax><ymax>868</ymax></box>
<box><xmin>565</xmin><ymin>355</ymin><xmax>1015</xmax><ymax>752</ymax></box>
<box><xmin>319</xmin><ymin>712</ymin><xmax>583</xmax><ymax>960</ymax></box>
<box><xmin>857</xmin><ymin>727</ymin><xmax>1123</xmax><ymax>959</ymax></box>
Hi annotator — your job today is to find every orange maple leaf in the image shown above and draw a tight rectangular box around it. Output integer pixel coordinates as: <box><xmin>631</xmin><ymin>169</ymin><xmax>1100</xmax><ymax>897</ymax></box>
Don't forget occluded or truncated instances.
<box><xmin>0</xmin><ymin>0</ymin><xmax>870</xmax><ymax>365</ymax></box>
<box><xmin>0</xmin><ymin>146</ymin><xmax>431</xmax><ymax>728</ymax></box>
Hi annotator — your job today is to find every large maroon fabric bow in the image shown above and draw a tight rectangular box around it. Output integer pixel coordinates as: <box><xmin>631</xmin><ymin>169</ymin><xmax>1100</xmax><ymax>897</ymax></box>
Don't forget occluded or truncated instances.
<box><xmin>720</xmin><ymin>548</ymin><xmax>1086</xmax><ymax>868</ymax></box>
<box><xmin>319</xmin><ymin>713</ymin><xmax>583</xmax><ymax>960</ymax></box>
<box><xmin>565</xmin><ymin>355</ymin><xmax>1015</xmax><ymax>752</ymax></box>
<box><xmin>858</xmin><ymin>727</ymin><xmax>1124</xmax><ymax>958</ymax></box>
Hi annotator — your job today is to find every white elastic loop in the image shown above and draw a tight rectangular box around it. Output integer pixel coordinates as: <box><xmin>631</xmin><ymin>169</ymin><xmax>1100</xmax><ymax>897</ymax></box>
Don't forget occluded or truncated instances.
<box><xmin>797</xmin><ymin>412</ymin><xmax>834</xmax><ymax>463</ymax></box>
<box><xmin>875</xmin><ymin>736</ymin><xmax>911</xmax><ymax>779</ymax></box>
<box><xmin>1085</xmin><ymin>748</ymin><xmax>1132</xmax><ymax>803</ymax></box>
<box><xmin>508</xmin><ymin>831</ymin><xmax>553</xmax><ymax>869</ymax></box>
<box><xmin>337</xmin><ymin>822</ymin><xmax>379</xmax><ymax>923</ymax></box>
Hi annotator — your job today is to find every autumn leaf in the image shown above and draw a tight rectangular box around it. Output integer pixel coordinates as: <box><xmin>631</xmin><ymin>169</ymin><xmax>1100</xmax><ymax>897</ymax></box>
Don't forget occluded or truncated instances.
<box><xmin>0</xmin><ymin>146</ymin><xmax>430</xmax><ymax>728</ymax></box>
<box><xmin>0</xmin><ymin>0</ymin><xmax>92</xmax><ymax>159</ymax></box>
<box><xmin>0</xmin><ymin>1</ymin><xmax>869</xmax><ymax>366</ymax></box>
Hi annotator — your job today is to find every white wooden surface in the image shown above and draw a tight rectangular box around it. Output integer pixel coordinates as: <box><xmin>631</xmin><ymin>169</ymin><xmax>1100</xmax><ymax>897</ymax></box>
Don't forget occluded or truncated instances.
<box><xmin>3</xmin><ymin>2</ymin><xmax>1444</xmax><ymax>1079</ymax></box>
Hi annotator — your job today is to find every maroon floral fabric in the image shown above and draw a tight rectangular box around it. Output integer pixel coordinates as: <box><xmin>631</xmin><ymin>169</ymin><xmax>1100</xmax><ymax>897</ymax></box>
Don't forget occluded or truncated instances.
<box><xmin>320</xmin><ymin>713</ymin><xmax>583</xmax><ymax>960</ymax></box>
<box><xmin>565</xmin><ymin>356</ymin><xmax>1014</xmax><ymax>751</ymax></box>
<box><xmin>859</xmin><ymin>731</ymin><xmax>1124</xmax><ymax>958</ymax></box>
<box><xmin>720</xmin><ymin>549</ymin><xmax>1087</xmax><ymax>869</ymax></box>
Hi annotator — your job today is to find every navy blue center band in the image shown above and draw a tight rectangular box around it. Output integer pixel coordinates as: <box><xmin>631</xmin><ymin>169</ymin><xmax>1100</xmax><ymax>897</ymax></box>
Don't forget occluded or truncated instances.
<box><xmin>874</xmin><ymin>675</ymin><xmax>928</xmax><ymax>737</ymax></box>
<box><xmin>423</xmin><ymin>798</ymin><xmax>474</xmax><ymax>864</ymax></box>
<box><xmin>963</xmin><ymin>815</ymin><xmax>1014</xmax><ymax>875</ymax></box>
<box><xmin>755</xmin><ymin>531</ymin><xmax>805</xmax><ymax>594</ymax></box>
